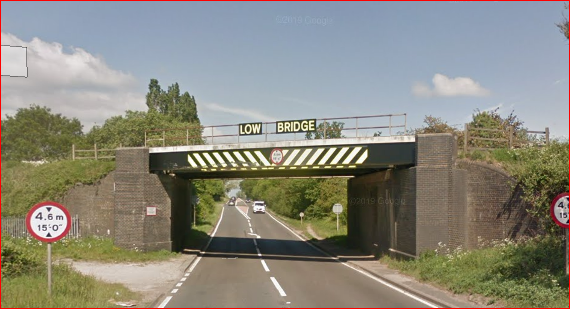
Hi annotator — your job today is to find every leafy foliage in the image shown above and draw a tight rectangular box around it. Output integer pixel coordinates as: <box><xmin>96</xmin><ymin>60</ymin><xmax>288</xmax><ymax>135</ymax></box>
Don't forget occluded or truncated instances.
<box><xmin>1</xmin><ymin>105</ymin><xmax>84</xmax><ymax>161</ymax></box>
<box><xmin>1</xmin><ymin>160</ymin><xmax>115</xmax><ymax>216</ymax></box>
<box><xmin>413</xmin><ymin>115</ymin><xmax>458</xmax><ymax>134</ymax></box>
<box><xmin>557</xmin><ymin>3</ymin><xmax>569</xmax><ymax>40</ymax></box>
<box><xmin>501</xmin><ymin>141</ymin><xmax>569</xmax><ymax>234</ymax></box>
<box><xmin>146</xmin><ymin>79</ymin><xmax>200</xmax><ymax>123</ymax></box>
<box><xmin>193</xmin><ymin>180</ymin><xmax>225</xmax><ymax>223</ymax></box>
<box><xmin>467</xmin><ymin>108</ymin><xmax>529</xmax><ymax>149</ymax></box>
<box><xmin>382</xmin><ymin>236</ymin><xmax>568</xmax><ymax>308</ymax></box>
<box><xmin>241</xmin><ymin>178</ymin><xmax>347</xmax><ymax>222</ymax></box>
<box><xmin>305</xmin><ymin>121</ymin><xmax>345</xmax><ymax>140</ymax></box>
<box><xmin>1</xmin><ymin>236</ymin><xmax>41</xmax><ymax>279</ymax></box>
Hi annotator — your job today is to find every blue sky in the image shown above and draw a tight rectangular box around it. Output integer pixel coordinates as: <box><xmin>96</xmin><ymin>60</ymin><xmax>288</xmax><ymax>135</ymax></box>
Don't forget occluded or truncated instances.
<box><xmin>1</xmin><ymin>1</ymin><xmax>568</xmax><ymax>138</ymax></box>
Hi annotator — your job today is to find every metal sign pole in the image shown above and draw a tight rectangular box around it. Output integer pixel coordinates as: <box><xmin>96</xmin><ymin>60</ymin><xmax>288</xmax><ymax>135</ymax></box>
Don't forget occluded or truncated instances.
<box><xmin>47</xmin><ymin>242</ymin><xmax>52</xmax><ymax>296</ymax></box>
<box><xmin>564</xmin><ymin>229</ymin><xmax>568</xmax><ymax>276</ymax></box>
<box><xmin>336</xmin><ymin>214</ymin><xmax>339</xmax><ymax>232</ymax></box>
<box><xmin>566</xmin><ymin>228</ymin><xmax>568</xmax><ymax>276</ymax></box>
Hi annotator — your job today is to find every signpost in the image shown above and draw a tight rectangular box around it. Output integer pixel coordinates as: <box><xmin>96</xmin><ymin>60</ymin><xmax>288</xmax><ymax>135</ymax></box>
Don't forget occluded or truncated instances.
<box><xmin>26</xmin><ymin>201</ymin><xmax>71</xmax><ymax>295</ymax></box>
<box><xmin>550</xmin><ymin>193</ymin><xmax>569</xmax><ymax>275</ymax></box>
<box><xmin>332</xmin><ymin>203</ymin><xmax>343</xmax><ymax>232</ymax></box>
<box><xmin>299</xmin><ymin>212</ymin><xmax>304</xmax><ymax>226</ymax></box>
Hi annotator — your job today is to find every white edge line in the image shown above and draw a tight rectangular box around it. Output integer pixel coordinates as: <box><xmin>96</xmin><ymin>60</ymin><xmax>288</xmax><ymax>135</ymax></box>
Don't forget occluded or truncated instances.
<box><xmin>159</xmin><ymin>204</ymin><xmax>226</xmax><ymax>306</ymax></box>
<box><xmin>270</xmin><ymin>277</ymin><xmax>287</xmax><ymax>297</ymax></box>
<box><xmin>266</xmin><ymin>211</ymin><xmax>437</xmax><ymax>308</ymax></box>
<box><xmin>158</xmin><ymin>296</ymin><xmax>172</xmax><ymax>308</ymax></box>
<box><xmin>180</xmin><ymin>277</ymin><xmax>187</xmax><ymax>282</ymax></box>
<box><xmin>176</xmin><ymin>282</ymin><xmax>183</xmax><ymax>287</ymax></box>
<box><xmin>340</xmin><ymin>262</ymin><xmax>438</xmax><ymax>308</ymax></box>
<box><xmin>261</xmin><ymin>260</ymin><xmax>270</xmax><ymax>272</ymax></box>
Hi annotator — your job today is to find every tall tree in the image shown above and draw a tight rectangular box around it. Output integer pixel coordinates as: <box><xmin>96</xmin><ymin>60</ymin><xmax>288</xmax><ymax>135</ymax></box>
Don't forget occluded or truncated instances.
<box><xmin>305</xmin><ymin>121</ymin><xmax>345</xmax><ymax>140</ymax></box>
<box><xmin>1</xmin><ymin>105</ymin><xmax>83</xmax><ymax>161</ymax></box>
<box><xmin>144</xmin><ymin>79</ymin><xmax>200</xmax><ymax>124</ymax></box>
<box><xmin>557</xmin><ymin>3</ymin><xmax>569</xmax><ymax>40</ymax></box>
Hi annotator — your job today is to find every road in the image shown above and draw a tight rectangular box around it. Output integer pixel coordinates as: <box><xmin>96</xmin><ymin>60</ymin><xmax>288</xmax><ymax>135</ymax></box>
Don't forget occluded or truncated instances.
<box><xmin>160</xmin><ymin>198</ymin><xmax>436</xmax><ymax>308</ymax></box>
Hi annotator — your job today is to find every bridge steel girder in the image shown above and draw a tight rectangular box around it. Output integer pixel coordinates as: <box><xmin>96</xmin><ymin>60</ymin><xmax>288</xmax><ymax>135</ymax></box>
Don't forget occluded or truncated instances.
<box><xmin>149</xmin><ymin>136</ymin><xmax>416</xmax><ymax>179</ymax></box>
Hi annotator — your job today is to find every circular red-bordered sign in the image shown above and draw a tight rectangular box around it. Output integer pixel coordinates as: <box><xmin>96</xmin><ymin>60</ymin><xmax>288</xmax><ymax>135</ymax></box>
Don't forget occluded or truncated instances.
<box><xmin>26</xmin><ymin>201</ymin><xmax>72</xmax><ymax>242</ymax></box>
<box><xmin>550</xmin><ymin>193</ymin><xmax>569</xmax><ymax>229</ymax></box>
<box><xmin>270</xmin><ymin>148</ymin><xmax>284</xmax><ymax>165</ymax></box>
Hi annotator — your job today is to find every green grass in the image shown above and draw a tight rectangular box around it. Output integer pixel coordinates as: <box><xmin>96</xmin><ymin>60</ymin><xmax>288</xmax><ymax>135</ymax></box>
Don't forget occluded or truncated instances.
<box><xmin>5</xmin><ymin>236</ymin><xmax>178</xmax><ymax>263</ymax></box>
<box><xmin>380</xmin><ymin>236</ymin><xmax>569</xmax><ymax>308</ymax></box>
<box><xmin>269</xmin><ymin>211</ymin><xmax>348</xmax><ymax>245</ymax></box>
<box><xmin>1</xmin><ymin>264</ymin><xmax>140</xmax><ymax>308</ymax></box>
<box><xmin>1</xmin><ymin>160</ymin><xmax>115</xmax><ymax>216</ymax></box>
<box><xmin>183</xmin><ymin>202</ymin><xmax>225</xmax><ymax>250</ymax></box>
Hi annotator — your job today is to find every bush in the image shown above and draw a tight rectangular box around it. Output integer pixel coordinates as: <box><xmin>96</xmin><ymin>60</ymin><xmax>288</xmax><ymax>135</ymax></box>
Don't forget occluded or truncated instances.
<box><xmin>1</xmin><ymin>237</ymin><xmax>42</xmax><ymax>279</ymax></box>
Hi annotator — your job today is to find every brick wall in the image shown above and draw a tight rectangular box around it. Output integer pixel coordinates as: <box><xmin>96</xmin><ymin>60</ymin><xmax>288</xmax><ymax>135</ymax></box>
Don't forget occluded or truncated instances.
<box><xmin>347</xmin><ymin>168</ymin><xmax>417</xmax><ymax>257</ymax></box>
<box><xmin>62</xmin><ymin>172</ymin><xmax>115</xmax><ymax>237</ymax></box>
<box><xmin>457</xmin><ymin>160</ymin><xmax>537</xmax><ymax>249</ymax></box>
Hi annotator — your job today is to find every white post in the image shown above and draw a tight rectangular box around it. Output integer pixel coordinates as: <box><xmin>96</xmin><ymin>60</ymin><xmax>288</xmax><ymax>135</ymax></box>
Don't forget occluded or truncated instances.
<box><xmin>566</xmin><ymin>228</ymin><xmax>568</xmax><ymax>276</ymax></box>
<box><xmin>47</xmin><ymin>243</ymin><xmax>52</xmax><ymax>296</ymax></box>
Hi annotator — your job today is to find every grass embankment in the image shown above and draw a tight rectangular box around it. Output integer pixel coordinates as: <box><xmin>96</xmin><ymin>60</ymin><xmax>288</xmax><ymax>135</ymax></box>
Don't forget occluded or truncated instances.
<box><xmin>381</xmin><ymin>237</ymin><xmax>568</xmax><ymax>308</ymax></box>
<box><xmin>1</xmin><ymin>160</ymin><xmax>115</xmax><ymax>216</ymax></box>
<box><xmin>270</xmin><ymin>211</ymin><xmax>348</xmax><ymax>246</ymax></box>
<box><xmin>1</xmin><ymin>236</ymin><xmax>142</xmax><ymax>308</ymax></box>
<box><xmin>184</xmin><ymin>202</ymin><xmax>225</xmax><ymax>250</ymax></box>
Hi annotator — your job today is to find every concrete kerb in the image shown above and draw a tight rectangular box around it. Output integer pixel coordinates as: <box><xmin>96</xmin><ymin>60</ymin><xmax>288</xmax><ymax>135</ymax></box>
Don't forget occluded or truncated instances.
<box><xmin>267</xmin><ymin>210</ymin><xmax>477</xmax><ymax>309</ymax></box>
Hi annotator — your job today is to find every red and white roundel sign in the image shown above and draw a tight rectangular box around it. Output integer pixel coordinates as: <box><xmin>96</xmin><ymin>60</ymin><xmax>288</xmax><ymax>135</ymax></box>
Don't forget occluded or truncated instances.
<box><xmin>550</xmin><ymin>193</ymin><xmax>569</xmax><ymax>229</ymax></box>
<box><xmin>26</xmin><ymin>201</ymin><xmax>71</xmax><ymax>242</ymax></box>
<box><xmin>270</xmin><ymin>148</ymin><xmax>284</xmax><ymax>165</ymax></box>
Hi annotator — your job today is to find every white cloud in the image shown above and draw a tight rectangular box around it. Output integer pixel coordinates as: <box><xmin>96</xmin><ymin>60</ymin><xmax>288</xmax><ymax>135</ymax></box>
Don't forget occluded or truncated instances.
<box><xmin>200</xmin><ymin>102</ymin><xmax>277</xmax><ymax>122</ymax></box>
<box><xmin>1</xmin><ymin>32</ymin><xmax>145</xmax><ymax>131</ymax></box>
<box><xmin>413</xmin><ymin>73</ymin><xmax>491</xmax><ymax>98</ymax></box>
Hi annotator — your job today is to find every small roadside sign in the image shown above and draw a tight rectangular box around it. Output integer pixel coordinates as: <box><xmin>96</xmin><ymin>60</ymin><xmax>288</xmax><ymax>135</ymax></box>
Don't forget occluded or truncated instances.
<box><xmin>26</xmin><ymin>201</ymin><xmax>71</xmax><ymax>242</ymax></box>
<box><xmin>332</xmin><ymin>203</ymin><xmax>343</xmax><ymax>214</ymax></box>
<box><xmin>550</xmin><ymin>193</ymin><xmax>569</xmax><ymax>228</ymax></box>
<box><xmin>299</xmin><ymin>212</ymin><xmax>304</xmax><ymax>218</ymax></box>
<box><xmin>26</xmin><ymin>201</ymin><xmax>71</xmax><ymax>296</ymax></box>
<box><xmin>270</xmin><ymin>148</ymin><xmax>284</xmax><ymax>165</ymax></box>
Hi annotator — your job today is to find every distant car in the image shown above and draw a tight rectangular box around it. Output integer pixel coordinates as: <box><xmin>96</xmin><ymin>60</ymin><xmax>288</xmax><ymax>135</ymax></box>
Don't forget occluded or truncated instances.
<box><xmin>245</xmin><ymin>198</ymin><xmax>251</xmax><ymax>203</ymax></box>
<box><xmin>228</xmin><ymin>196</ymin><xmax>236</xmax><ymax>206</ymax></box>
<box><xmin>252</xmin><ymin>201</ymin><xmax>266</xmax><ymax>214</ymax></box>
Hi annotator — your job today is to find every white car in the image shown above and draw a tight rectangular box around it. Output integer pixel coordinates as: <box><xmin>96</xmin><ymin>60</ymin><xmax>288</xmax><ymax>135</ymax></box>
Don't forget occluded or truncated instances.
<box><xmin>252</xmin><ymin>201</ymin><xmax>266</xmax><ymax>214</ymax></box>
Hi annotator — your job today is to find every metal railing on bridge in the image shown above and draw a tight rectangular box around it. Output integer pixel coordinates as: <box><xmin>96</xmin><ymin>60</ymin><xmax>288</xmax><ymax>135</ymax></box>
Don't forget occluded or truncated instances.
<box><xmin>145</xmin><ymin>113</ymin><xmax>408</xmax><ymax>147</ymax></box>
<box><xmin>2</xmin><ymin>215</ymin><xmax>81</xmax><ymax>239</ymax></box>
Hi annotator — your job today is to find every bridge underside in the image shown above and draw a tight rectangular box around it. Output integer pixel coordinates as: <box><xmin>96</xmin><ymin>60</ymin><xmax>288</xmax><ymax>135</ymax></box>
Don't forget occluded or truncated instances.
<box><xmin>149</xmin><ymin>136</ymin><xmax>416</xmax><ymax>179</ymax></box>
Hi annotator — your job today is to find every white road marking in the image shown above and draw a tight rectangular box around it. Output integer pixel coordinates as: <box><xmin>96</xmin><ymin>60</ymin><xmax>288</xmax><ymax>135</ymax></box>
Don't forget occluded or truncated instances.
<box><xmin>248</xmin><ymin>232</ymin><xmax>261</xmax><ymax>238</ymax></box>
<box><xmin>184</xmin><ymin>273</ymin><xmax>190</xmax><ymax>277</ymax></box>
<box><xmin>176</xmin><ymin>282</ymin><xmax>183</xmax><ymax>287</ymax></box>
<box><xmin>261</xmin><ymin>260</ymin><xmax>270</xmax><ymax>272</ymax></box>
<box><xmin>253</xmin><ymin>239</ymin><xmax>257</xmax><ymax>246</ymax></box>
<box><xmin>249</xmin><ymin>227</ymin><xmax>254</xmax><ymax>233</ymax></box>
<box><xmin>158</xmin><ymin>296</ymin><xmax>172</xmax><ymax>308</ymax></box>
<box><xmin>248</xmin><ymin>222</ymin><xmax>252</xmax><ymax>228</ymax></box>
<box><xmin>270</xmin><ymin>277</ymin><xmax>287</xmax><ymax>297</ymax></box>
<box><xmin>340</xmin><ymin>262</ymin><xmax>438</xmax><ymax>308</ymax></box>
<box><xmin>266</xmin><ymin>211</ymin><xmax>438</xmax><ymax>308</ymax></box>
<box><xmin>188</xmin><ymin>256</ymin><xmax>202</xmax><ymax>273</ymax></box>
<box><xmin>235</xmin><ymin>205</ymin><xmax>251</xmax><ymax>220</ymax></box>
<box><xmin>180</xmin><ymin>277</ymin><xmax>187</xmax><ymax>282</ymax></box>
<box><xmin>171</xmin><ymin>289</ymin><xmax>178</xmax><ymax>294</ymax></box>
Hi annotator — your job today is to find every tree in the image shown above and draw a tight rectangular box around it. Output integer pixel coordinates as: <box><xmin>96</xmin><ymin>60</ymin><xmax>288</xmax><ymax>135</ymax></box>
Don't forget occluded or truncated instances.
<box><xmin>144</xmin><ymin>79</ymin><xmax>200</xmax><ymax>124</ymax></box>
<box><xmin>413</xmin><ymin>115</ymin><xmax>457</xmax><ymax>134</ymax></box>
<box><xmin>556</xmin><ymin>3</ymin><xmax>569</xmax><ymax>40</ymax></box>
<box><xmin>1</xmin><ymin>105</ymin><xmax>83</xmax><ymax>161</ymax></box>
<box><xmin>305</xmin><ymin>121</ymin><xmax>345</xmax><ymax>140</ymax></box>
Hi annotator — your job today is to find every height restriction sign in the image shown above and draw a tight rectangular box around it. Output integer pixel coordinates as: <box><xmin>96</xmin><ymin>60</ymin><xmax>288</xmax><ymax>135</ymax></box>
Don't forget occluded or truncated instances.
<box><xmin>550</xmin><ymin>193</ymin><xmax>569</xmax><ymax>229</ymax></box>
<box><xmin>26</xmin><ymin>201</ymin><xmax>71</xmax><ymax>242</ymax></box>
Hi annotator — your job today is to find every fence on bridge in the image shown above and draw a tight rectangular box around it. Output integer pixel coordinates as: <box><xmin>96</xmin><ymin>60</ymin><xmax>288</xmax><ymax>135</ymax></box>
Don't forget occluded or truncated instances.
<box><xmin>463</xmin><ymin>124</ymin><xmax>550</xmax><ymax>154</ymax></box>
<box><xmin>145</xmin><ymin>113</ymin><xmax>408</xmax><ymax>147</ymax></box>
<box><xmin>72</xmin><ymin>144</ymin><xmax>117</xmax><ymax>161</ymax></box>
<box><xmin>1</xmin><ymin>215</ymin><xmax>81</xmax><ymax>239</ymax></box>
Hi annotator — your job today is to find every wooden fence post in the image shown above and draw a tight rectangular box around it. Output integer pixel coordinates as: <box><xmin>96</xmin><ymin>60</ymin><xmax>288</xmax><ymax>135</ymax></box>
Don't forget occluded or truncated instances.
<box><xmin>508</xmin><ymin>126</ymin><xmax>514</xmax><ymax>149</ymax></box>
<box><xmin>94</xmin><ymin>144</ymin><xmax>98</xmax><ymax>160</ymax></box>
<box><xmin>545</xmin><ymin>127</ymin><xmax>550</xmax><ymax>146</ymax></box>
<box><xmin>72</xmin><ymin>144</ymin><xmax>75</xmax><ymax>161</ymax></box>
<box><xmin>463</xmin><ymin>123</ymin><xmax>469</xmax><ymax>154</ymax></box>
